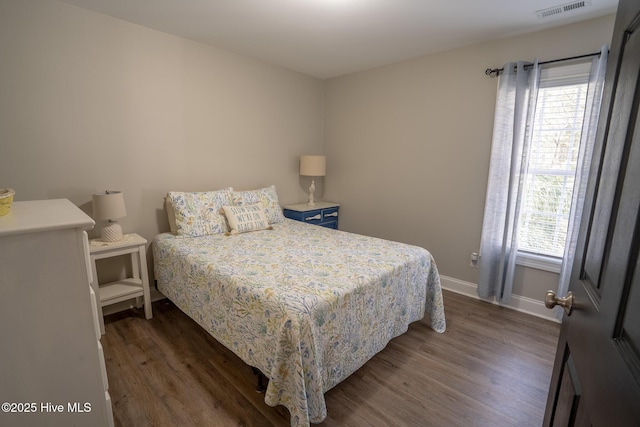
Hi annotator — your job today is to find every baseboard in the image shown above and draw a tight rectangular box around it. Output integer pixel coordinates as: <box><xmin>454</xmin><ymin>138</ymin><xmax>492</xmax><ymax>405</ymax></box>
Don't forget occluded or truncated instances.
<box><xmin>439</xmin><ymin>275</ymin><xmax>560</xmax><ymax>323</ymax></box>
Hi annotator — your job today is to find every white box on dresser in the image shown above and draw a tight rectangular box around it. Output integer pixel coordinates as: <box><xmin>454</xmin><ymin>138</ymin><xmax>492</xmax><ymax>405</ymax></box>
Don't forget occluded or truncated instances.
<box><xmin>0</xmin><ymin>199</ymin><xmax>113</xmax><ymax>427</ymax></box>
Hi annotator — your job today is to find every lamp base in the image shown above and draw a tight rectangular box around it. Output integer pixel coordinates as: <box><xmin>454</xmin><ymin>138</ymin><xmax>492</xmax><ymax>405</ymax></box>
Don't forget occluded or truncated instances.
<box><xmin>101</xmin><ymin>222</ymin><xmax>123</xmax><ymax>242</ymax></box>
<box><xmin>307</xmin><ymin>179</ymin><xmax>316</xmax><ymax>206</ymax></box>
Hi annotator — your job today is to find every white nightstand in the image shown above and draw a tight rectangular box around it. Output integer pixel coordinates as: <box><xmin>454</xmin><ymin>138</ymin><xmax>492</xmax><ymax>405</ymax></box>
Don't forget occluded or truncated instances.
<box><xmin>89</xmin><ymin>233</ymin><xmax>152</xmax><ymax>334</ymax></box>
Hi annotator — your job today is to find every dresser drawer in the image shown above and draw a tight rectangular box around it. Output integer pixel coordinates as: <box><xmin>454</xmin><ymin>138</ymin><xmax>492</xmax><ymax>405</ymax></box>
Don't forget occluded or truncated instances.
<box><xmin>303</xmin><ymin>210</ymin><xmax>323</xmax><ymax>225</ymax></box>
<box><xmin>322</xmin><ymin>207</ymin><xmax>339</xmax><ymax>221</ymax></box>
<box><xmin>283</xmin><ymin>203</ymin><xmax>340</xmax><ymax>229</ymax></box>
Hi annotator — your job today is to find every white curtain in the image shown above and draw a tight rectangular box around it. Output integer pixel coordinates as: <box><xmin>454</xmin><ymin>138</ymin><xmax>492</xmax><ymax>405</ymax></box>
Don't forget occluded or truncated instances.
<box><xmin>477</xmin><ymin>60</ymin><xmax>540</xmax><ymax>304</ymax></box>
<box><xmin>478</xmin><ymin>46</ymin><xmax>608</xmax><ymax>307</ymax></box>
<box><xmin>555</xmin><ymin>45</ymin><xmax>609</xmax><ymax>319</ymax></box>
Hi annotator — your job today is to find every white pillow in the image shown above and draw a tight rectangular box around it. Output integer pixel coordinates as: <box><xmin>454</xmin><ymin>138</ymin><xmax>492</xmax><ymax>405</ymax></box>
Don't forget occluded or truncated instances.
<box><xmin>222</xmin><ymin>203</ymin><xmax>271</xmax><ymax>235</ymax></box>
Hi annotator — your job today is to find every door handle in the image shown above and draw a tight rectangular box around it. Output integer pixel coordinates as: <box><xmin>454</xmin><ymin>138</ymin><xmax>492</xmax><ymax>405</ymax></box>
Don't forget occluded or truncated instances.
<box><xmin>545</xmin><ymin>290</ymin><xmax>574</xmax><ymax>316</ymax></box>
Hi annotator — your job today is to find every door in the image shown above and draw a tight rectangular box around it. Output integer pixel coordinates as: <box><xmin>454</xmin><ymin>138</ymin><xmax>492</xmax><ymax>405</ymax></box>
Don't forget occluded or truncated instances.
<box><xmin>543</xmin><ymin>1</ymin><xmax>640</xmax><ymax>426</ymax></box>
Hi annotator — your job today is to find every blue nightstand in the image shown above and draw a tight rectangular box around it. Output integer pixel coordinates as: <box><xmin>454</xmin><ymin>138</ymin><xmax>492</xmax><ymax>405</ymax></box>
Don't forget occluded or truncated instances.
<box><xmin>283</xmin><ymin>202</ymin><xmax>340</xmax><ymax>229</ymax></box>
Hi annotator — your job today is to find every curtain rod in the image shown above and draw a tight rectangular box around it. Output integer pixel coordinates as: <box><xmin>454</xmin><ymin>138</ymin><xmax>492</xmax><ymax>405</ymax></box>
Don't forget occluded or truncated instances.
<box><xmin>485</xmin><ymin>51</ymin><xmax>603</xmax><ymax>78</ymax></box>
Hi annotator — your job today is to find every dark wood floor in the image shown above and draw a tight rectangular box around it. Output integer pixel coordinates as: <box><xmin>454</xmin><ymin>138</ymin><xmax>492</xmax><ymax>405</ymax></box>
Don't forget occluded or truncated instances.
<box><xmin>102</xmin><ymin>290</ymin><xmax>560</xmax><ymax>426</ymax></box>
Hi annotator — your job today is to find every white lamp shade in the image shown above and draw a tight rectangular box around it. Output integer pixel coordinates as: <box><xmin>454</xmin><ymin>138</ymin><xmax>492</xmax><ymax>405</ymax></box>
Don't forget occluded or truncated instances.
<box><xmin>92</xmin><ymin>191</ymin><xmax>127</xmax><ymax>220</ymax></box>
<box><xmin>300</xmin><ymin>155</ymin><xmax>326</xmax><ymax>177</ymax></box>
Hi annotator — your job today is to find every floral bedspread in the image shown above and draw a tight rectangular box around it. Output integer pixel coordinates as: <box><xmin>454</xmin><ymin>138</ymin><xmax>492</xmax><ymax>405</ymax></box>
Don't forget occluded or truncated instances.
<box><xmin>153</xmin><ymin>219</ymin><xmax>446</xmax><ymax>426</ymax></box>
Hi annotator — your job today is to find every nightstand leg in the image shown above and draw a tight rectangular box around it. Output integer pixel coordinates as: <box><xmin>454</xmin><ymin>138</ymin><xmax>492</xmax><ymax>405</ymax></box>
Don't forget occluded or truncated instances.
<box><xmin>131</xmin><ymin>252</ymin><xmax>143</xmax><ymax>309</ymax></box>
<box><xmin>90</xmin><ymin>254</ymin><xmax>106</xmax><ymax>335</ymax></box>
<box><xmin>138</xmin><ymin>244</ymin><xmax>153</xmax><ymax>320</ymax></box>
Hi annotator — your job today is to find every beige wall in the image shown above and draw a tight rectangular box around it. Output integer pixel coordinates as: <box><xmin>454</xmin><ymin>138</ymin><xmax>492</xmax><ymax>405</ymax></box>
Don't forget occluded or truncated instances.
<box><xmin>324</xmin><ymin>15</ymin><xmax>616</xmax><ymax>303</ymax></box>
<box><xmin>0</xmin><ymin>0</ymin><xmax>324</xmax><ymax>245</ymax></box>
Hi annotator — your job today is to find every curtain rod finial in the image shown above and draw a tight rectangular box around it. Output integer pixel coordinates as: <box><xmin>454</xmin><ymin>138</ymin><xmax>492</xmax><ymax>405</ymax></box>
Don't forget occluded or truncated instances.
<box><xmin>485</xmin><ymin>68</ymin><xmax>500</xmax><ymax>77</ymax></box>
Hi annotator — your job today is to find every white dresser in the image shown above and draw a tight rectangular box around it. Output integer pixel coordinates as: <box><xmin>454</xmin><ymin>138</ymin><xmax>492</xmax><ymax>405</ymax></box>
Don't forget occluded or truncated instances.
<box><xmin>0</xmin><ymin>199</ymin><xmax>113</xmax><ymax>427</ymax></box>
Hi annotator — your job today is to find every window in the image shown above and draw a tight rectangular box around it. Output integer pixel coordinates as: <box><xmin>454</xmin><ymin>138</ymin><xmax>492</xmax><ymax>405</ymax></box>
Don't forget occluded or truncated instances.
<box><xmin>478</xmin><ymin>48</ymin><xmax>607</xmax><ymax>303</ymax></box>
<box><xmin>517</xmin><ymin>62</ymin><xmax>592</xmax><ymax>269</ymax></box>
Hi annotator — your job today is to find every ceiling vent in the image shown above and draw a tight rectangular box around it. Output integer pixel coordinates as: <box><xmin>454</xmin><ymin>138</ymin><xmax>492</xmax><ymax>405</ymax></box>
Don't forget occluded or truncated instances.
<box><xmin>536</xmin><ymin>1</ymin><xmax>592</xmax><ymax>19</ymax></box>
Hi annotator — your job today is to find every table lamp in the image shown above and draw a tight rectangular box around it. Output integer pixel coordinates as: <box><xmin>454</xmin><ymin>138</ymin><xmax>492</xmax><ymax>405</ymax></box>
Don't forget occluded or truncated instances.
<box><xmin>300</xmin><ymin>155</ymin><xmax>326</xmax><ymax>206</ymax></box>
<box><xmin>92</xmin><ymin>190</ymin><xmax>127</xmax><ymax>242</ymax></box>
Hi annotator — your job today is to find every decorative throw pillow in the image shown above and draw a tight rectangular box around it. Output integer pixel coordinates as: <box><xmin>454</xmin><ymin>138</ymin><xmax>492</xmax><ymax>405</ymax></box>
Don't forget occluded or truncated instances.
<box><xmin>168</xmin><ymin>188</ymin><xmax>233</xmax><ymax>237</ymax></box>
<box><xmin>231</xmin><ymin>184</ymin><xmax>285</xmax><ymax>224</ymax></box>
<box><xmin>222</xmin><ymin>204</ymin><xmax>271</xmax><ymax>235</ymax></box>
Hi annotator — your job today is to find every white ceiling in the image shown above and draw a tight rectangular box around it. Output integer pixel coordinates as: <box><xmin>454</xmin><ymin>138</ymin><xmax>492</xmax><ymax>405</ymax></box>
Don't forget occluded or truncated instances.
<box><xmin>61</xmin><ymin>0</ymin><xmax>618</xmax><ymax>79</ymax></box>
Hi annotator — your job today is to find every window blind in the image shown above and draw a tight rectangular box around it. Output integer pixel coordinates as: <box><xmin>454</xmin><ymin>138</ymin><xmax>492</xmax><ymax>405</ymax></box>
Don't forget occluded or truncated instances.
<box><xmin>517</xmin><ymin>62</ymin><xmax>591</xmax><ymax>257</ymax></box>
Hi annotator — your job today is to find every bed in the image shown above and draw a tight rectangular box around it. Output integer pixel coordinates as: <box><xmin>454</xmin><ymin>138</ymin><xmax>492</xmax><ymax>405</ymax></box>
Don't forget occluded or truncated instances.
<box><xmin>153</xmin><ymin>187</ymin><xmax>446</xmax><ymax>426</ymax></box>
